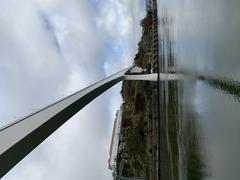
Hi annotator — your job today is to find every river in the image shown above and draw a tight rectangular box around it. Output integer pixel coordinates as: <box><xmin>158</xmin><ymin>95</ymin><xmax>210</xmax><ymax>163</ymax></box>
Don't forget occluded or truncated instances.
<box><xmin>157</xmin><ymin>0</ymin><xmax>240</xmax><ymax>179</ymax></box>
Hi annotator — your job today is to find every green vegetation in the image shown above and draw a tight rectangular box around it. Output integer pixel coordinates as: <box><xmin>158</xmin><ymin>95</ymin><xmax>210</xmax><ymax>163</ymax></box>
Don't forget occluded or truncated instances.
<box><xmin>115</xmin><ymin>9</ymin><xmax>155</xmax><ymax>179</ymax></box>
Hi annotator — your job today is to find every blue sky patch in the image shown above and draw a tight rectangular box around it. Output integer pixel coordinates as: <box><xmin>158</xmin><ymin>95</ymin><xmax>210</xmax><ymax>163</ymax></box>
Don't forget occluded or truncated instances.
<box><xmin>113</xmin><ymin>44</ymin><xmax>124</xmax><ymax>56</ymax></box>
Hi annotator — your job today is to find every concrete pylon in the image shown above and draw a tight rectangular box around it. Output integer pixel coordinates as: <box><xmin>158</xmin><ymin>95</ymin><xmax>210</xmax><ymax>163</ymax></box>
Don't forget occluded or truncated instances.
<box><xmin>0</xmin><ymin>64</ymin><xmax>183</xmax><ymax>178</ymax></box>
<box><xmin>0</xmin><ymin>67</ymin><xmax>130</xmax><ymax>178</ymax></box>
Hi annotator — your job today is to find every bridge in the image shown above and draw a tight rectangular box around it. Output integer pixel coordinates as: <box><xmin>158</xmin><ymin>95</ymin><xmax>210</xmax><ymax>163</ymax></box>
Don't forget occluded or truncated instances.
<box><xmin>125</xmin><ymin>73</ymin><xmax>184</xmax><ymax>81</ymax></box>
<box><xmin>0</xmin><ymin>66</ymin><xmax>183</xmax><ymax>178</ymax></box>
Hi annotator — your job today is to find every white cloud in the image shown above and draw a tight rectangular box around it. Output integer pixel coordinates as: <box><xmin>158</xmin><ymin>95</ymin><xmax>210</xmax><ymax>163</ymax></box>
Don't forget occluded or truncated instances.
<box><xmin>98</xmin><ymin>0</ymin><xmax>144</xmax><ymax>76</ymax></box>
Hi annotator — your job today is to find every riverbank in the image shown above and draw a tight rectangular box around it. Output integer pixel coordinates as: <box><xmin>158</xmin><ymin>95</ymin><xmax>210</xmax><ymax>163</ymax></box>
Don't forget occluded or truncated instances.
<box><xmin>110</xmin><ymin>0</ymin><xmax>160</xmax><ymax>179</ymax></box>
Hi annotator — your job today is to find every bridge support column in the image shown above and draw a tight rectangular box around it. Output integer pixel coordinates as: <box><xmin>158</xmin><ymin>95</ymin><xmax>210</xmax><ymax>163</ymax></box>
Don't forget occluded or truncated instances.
<box><xmin>0</xmin><ymin>67</ymin><xmax>130</xmax><ymax>178</ymax></box>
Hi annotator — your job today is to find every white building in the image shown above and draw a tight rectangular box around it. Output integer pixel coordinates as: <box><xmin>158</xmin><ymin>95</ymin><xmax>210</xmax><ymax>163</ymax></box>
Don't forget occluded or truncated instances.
<box><xmin>108</xmin><ymin>106</ymin><xmax>123</xmax><ymax>171</ymax></box>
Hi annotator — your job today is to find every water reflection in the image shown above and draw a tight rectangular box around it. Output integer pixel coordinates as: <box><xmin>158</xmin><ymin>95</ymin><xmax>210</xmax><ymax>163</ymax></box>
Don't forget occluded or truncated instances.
<box><xmin>199</xmin><ymin>76</ymin><xmax>240</xmax><ymax>102</ymax></box>
<box><xmin>158</xmin><ymin>0</ymin><xmax>240</xmax><ymax>178</ymax></box>
<box><xmin>182</xmin><ymin>108</ymin><xmax>209</xmax><ymax>180</ymax></box>
<box><xmin>158</xmin><ymin>13</ymin><xmax>210</xmax><ymax>180</ymax></box>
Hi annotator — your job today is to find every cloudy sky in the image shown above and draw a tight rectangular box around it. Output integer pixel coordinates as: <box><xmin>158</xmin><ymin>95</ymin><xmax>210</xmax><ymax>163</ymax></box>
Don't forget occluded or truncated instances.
<box><xmin>0</xmin><ymin>0</ymin><xmax>144</xmax><ymax>179</ymax></box>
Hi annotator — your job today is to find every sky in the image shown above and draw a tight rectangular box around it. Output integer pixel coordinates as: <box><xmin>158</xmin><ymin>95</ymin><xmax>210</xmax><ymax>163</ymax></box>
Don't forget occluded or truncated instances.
<box><xmin>0</xmin><ymin>0</ymin><xmax>144</xmax><ymax>179</ymax></box>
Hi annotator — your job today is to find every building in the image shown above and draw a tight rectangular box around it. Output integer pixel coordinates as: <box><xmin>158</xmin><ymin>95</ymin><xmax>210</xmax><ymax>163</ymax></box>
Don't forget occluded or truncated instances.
<box><xmin>108</xmin><ymin>106</ymin><xmax>123</xmax><ymax>171</ymax></box>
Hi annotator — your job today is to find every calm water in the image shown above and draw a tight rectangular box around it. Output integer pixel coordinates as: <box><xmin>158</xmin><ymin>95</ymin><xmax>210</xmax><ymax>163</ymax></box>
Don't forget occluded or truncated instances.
<box><xmin>157</xmin><ymin>0</ymin><xmax>240</xmax><ymax>179</ymax></box>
